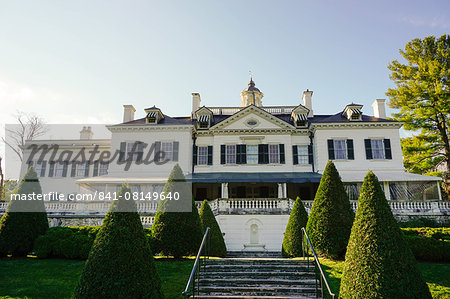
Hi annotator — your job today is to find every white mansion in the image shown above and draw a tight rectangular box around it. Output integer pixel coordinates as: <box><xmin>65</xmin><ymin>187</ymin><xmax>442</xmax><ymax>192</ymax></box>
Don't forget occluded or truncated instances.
<box><xmin>16</xmin><ymin>78</ymin><xmax>445</xmax><ymax>252</ymax></box>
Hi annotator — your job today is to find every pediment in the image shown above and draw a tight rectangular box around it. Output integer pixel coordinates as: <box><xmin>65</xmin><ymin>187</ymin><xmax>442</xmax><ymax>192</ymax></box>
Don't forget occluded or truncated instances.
<box><xmin>292</xmin><ymin>104</ymin><xmax>310</xmax><ymax>114</ymax></box>
<box><xmin>211</xmin><ymin>105</ymin><xmax>295</xmax><ymax>131</ymax></box>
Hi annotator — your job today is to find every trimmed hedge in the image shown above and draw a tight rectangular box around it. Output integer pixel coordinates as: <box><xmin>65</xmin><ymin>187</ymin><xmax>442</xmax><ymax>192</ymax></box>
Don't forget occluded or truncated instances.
<box><xmin>282</xmin><ymin>197</ymin><xmax>308</xmax><ymax>257</ymax></box>
<box><xmin>340</xmin><ymin>171</ymin><xmax>431</xmax><ymax>299</ymax></box>
<box><xmin>199</xmin><ymin>200</ymin><xmax>227</xmax><ymax>257</ymax></box>
<box><xmin>34</xmin><ymin>226</ymin><xmax>99</xmax><ymax>259</ymax></box>
<box><xmin>398</xmin><ymin>217</ymin><xmax>449</xmax><ymax>228</ymax></box>
<box><xmin>0</xmin><ymin>167</ymin><xmax>48</xmax><ymax>257</ymax></box>
<box><xmin>74</xmin><ymin>184</ymin><xmax>163</xmax><ymax>298</ymax></box>
<box><xmin>305</xmin><ymin>161</ymin><xmax>354</xmax><ymax>260</ymax></box>
<box><xmin>402</xmin><ymin>227</ymin><xmax>450</xmax><ymax>262</ymax></box>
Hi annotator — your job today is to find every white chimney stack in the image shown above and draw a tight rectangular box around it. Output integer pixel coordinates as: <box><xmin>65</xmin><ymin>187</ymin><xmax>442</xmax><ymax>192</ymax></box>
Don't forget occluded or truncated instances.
<box><xmin>192</xmin><ymin>93</ymin><xmax>201</xmax><ymax>119</ymax></box>
<box><xmin>123</xmin><ymin>105</ymin><xmax>136</xmax><ymax>123</ymax></box>
<box><xmin>302</xmin><ymin>89</ymin><xmax>313</xmax><ymax>117</ymax></box>
<box><xmin>80</xmin><ymin>126</ymin><xmax>93</xmax><ymax>140</ymax></box>
<box><xmin>372</xmin><ymin>99</ymin><xmax>386</xmax><ymax>119</ymax></box>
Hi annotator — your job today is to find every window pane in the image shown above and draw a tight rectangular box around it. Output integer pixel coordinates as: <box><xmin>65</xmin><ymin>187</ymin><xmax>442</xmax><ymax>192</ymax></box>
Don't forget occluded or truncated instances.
<box><xmin>297</xmin><ymin>145</ymin><xmax>309</xmax><ymax>164</ymax></box>
<box><xmin>334</xmin><ymin>140</ymin><xmax>347</xmax><ymax>159</ymax></box>
<box><xmin>226</xmin><ymin>145</ymin><xmax>236</xmax><ymax>164</ymax></box>
<box><xmin>269</xmin><ymin>144</ymin><xmax>279</xmax><ymax>164</ymax></box>
<box><xmin>247</xmin><ymin>145</ymin><xmax>258</xmax><ymax>164</ymax></box>
<box><xmin>371</xmin><ymin>139</ymin><xmax>385</xmax><ymax>159</ymax></box>
<box><xmin>55</xmin><ymin>162</ymin><xmax>65</xmax><ymax>177</ymax></box>
<box><xmin>198</xmin><ymin>146</ymin><xmax>208</xmax><ymax>165</ymax></box>
<box><xmin>99</xmin><ymin>162</ymin><xmax>108</xmax><ymax>176</ymax></box>
<box><xmin>161</xmin><ymin>142</ymin><xmax>173</xmax><ymax>161</ymax></box>
<box><xmin>77</xmin><ymin>163</ymin><xmax>86</xmax><ymax>177</ymax></box>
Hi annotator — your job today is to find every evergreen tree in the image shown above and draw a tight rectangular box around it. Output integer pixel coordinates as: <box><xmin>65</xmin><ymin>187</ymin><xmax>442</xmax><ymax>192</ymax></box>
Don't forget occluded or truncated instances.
<box><xmin>74</xmin><ymin>184</ymin><xmax>163</xmax><ymax>299</ymax></box>
<box><xmin>199</xmin><ymin>200</ymin><xmax>227</xmax><ymax>257</ymax></box>
<box><xmin>340</xmin><ymin>172</ymin><xmax>431</xmax><ymax>298</ymax></box>
<box><xmin>151</xmin><ymin>164</ymin><xmax>203</xmax><ymax>259</ymax></box>
<box><xmin>0</xmin><ymin>167</ymin><xmax>48</xmax><ymax>257</ymax></box>
<box><xmin>305</xmin><ymin>161</ymin><xmax>354</xmax><ymax>259</ymax></box>
<box><xmin>282</xmin><ymin>197</ymin><xmax>308</xmax><ymax>258</ymax></box>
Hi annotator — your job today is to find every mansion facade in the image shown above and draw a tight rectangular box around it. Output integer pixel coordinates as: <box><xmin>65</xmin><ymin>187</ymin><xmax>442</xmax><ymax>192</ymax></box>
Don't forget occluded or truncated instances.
<box><xmin>17</xmin><ymin>78</ymin><xmax>444</xmax><ymax>252</ymax></box>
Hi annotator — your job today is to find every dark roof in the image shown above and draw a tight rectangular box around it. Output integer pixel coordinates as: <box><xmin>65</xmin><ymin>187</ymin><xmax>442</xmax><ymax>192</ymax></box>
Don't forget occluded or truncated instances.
<box><xmin>116</xmin><ymin>115</ymin><xmax>192</xmax><ymax>126</ymax></box>
<box><xmin>242</xmin><ymin>79</ymin><xmax>261</xmax><ymax>92</ymax></box>
<box><xmin>309</xmin><ymin>113</ymin><xmax>395</xmax><ymax>124</ymax></box>
<box><xmin>186</xmin><ymin>172</ymin><xmax>322</xmax><ymax>183</ymax></box>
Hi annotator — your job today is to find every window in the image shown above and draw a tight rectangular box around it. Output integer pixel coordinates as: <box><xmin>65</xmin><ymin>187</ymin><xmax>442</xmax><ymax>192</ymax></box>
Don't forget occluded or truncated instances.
<box><xmin>54</xmin><ymin>162</ymin><xmax>65</xmax><ymax>177</ymax></box>
<box><xmin>296</xmin><ymin>145</ymin><xmax>309</xmax><ymax>164</ymax></box>
<box><xmin>226</xmin><ymin>145</ymin><xmax>236</xmax><ymax>164</ymax></box>
<box><xmin>77</xmin><ymin>163</ymin><xmax>86</xmax><ymax>177</ymax></box>
<box><xmin>365</xmin><ymin>139</ymin><xmax>392</xmax><ymax>160</ymax></box>
<box><xmin>161</xmin><ymin>142</ymin><xmax>173</xmax><ymax>161</ymax></box>
<box><xmin>269</xmin><ymin>144</ymin><xmax>279</xmax><ymax>163</ymax></box>
<box><xmin>127</xmin><ymin>142</ymin><xmax>143</xmax><ymax>161</ymax></box>
<box><xmin>35</xmin><ymin>161</ymin><xmax>47</xmax><ymax>177</ymax></box>
<box><xmin>198</xmin><ymin>146</ymin><xmax>208</xmax><ymax>165</ymax></box>
<box><xmin>247</xmin><ymin>145</ymin><xmax>258</xmax><ymax>164</ymax></box>
<box><xmin>99</xmin><ymin>162</ymin><xmax>108</xmax><ymax>176</ymax></box>
<box><xmin>334</xmin><ymin>140</ymin><xmax>347</xmax><ymax>159</ymax></box>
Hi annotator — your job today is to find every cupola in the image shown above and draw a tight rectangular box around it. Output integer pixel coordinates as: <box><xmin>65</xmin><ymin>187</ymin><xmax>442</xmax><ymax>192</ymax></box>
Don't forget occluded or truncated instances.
<box><xmin>240</xmin><ymin>77</ymin><xmax>264</xmax><ymax>107</ymax></box>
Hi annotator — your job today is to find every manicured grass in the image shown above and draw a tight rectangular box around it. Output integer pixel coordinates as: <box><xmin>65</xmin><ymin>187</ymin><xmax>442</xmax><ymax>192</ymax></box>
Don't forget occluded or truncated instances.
<box><xmin>0</xmin><ymin>257</ymin><xmax>194</xmax><ymax>298</ymax></box>
<box><xmin>320</xmin><ymin>258</ymin><xmax>450</xmax><ymax>298</ymax></box>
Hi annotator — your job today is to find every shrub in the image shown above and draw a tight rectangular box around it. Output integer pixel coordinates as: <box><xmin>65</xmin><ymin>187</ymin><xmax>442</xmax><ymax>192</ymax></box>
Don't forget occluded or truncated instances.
<box><xmin>151</xmin><ymin>164</ymin><xmax>203</xmax><ymax>258</ymax></box>
<box><xmin>199</xmin><ymin>200</ymin><xmax>227</xmax><ymax>257</ymax></box>
<box><xmin>0</xmin><ymin>167</ymin><xmax>48</xmax><ymax>257</ymax></box>
<box><xmin>400</xmin><ymin>228</ymin><xmax>450</xmax><ymax>262</ymax></box>
<box><xmin>282</xmin><ymin>197</ymin><xmax>308</xmax><ymax>257</ymax></box>
<box><xmin>305</xmin><ymin>161</ymin><xmax>354</xmax><ymax>260</ymax></box>
<box><xmin>73</xmin><ymin>184</ymin><xmax>163</xmax><ymax>298</ymax></box>
<box><xmin>34</xmin><ymin>226</ymin><xmax>100</xmax><ymax>259</ymax></box>
<box><xmin>340</xmin><ymin>172</ymin><xmax>431</xmax><ymax>298</ymax></box>
<box><xmin>398</xmin><ymin>217</ymin><xmax>443</xmax><ymax>228</ymax></box>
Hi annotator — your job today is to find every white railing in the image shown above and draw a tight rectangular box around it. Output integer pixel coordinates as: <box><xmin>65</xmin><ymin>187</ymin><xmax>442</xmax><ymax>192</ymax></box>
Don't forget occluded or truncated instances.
<box><xmin>207</xmin><ymin>106</ymin><xmax>297</xmax><ymax>115</ymax></box>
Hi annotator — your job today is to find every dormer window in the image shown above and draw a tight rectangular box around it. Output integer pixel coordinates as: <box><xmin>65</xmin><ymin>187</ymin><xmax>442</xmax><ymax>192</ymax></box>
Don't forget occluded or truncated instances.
<box><xmin>343</xmin><ymin>104</ymin><xmax>363</xmax><ymax>121</ymax></box>
<box><xmin>145</xmin><ymin>107</ymin><xmax>164</xmax><ymax>124</ymax></box>
<box><xmin>197</xmin><ymin>114</ymin><xmax>211</xmax><ymax>129</ymax></box>
<box><xmin>146</xmin><ymin>111</ymin><xmax>158</xmax><ymax>123</ymax></box>
<box><xmin>294</xmin><ymin>113</ymin><xmax>308</xmax><ymax>127</ymax></box>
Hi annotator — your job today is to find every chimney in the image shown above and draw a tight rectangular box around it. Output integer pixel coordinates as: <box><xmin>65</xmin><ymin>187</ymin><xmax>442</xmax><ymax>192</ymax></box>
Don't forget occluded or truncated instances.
<box><xmin>372</xmin><ymin>99</ymin><xmax>386</xmax><ymax>119</ymax></box>
<box><xmin>302</xmin><ymin>89</ymin><xmax>313</xmax><ymax>117</ymax></box>
<box><xmin>192</xmin><ymin>93</ymin><xmax>201</xmax><ymax>119</ymax></box>
<box><xmin>123</xmin><ymin>105</ymin><xmax>136</xmax><ymax>123</ymax></box>
<box><xmin>80</xmin><ymin>126</ymin><xmax>93</xmax><ymax>140</ymax></box>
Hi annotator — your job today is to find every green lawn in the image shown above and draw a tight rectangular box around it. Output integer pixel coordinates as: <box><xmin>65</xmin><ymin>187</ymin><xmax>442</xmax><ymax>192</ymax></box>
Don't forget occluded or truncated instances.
<box><xmin>320</xmin><ymin>258</ymin><xmax>450</xmax><ymax>298</ymax></box>
<box><xmin>0</xmin><ymin>257</ymin><xmax>193</xmax><ymax>299</ymax></box>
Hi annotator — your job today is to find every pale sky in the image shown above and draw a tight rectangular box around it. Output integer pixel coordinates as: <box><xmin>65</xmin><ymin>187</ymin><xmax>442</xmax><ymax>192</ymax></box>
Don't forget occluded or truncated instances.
<box><xmin>1</xmin><ymin>0</ymin><xmax>449</xmax><ymax>179</ymax></box>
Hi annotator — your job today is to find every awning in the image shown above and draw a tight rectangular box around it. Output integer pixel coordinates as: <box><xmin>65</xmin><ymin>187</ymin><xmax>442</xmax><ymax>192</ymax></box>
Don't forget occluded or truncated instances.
<box><xmin>198</xmin><ymin>114</ymin><xmax>210</xmax><ymax>123</ymax></box>
<box><xmin>350</xmin><ymin>108</ymin><xmax>361</xmax><ymax>114</ymax></box>
<box><xmin>338</xmin><ymin>171</ymin><xmax>442</xmax><ymax>183</ymax></box>
<box><xmin>294</xmin><ymin>113</ymin><xmax>308</xmax><ymax>121</ymax></box>
<box><xmin>186</xmin><ymin>172</ymin><xmax>322</xmax><ymax>183</ymax></box>
<box><xmin>146</xmin><ymin>111</ymin><xmax>158</xmax><ymax>118</ymax></box>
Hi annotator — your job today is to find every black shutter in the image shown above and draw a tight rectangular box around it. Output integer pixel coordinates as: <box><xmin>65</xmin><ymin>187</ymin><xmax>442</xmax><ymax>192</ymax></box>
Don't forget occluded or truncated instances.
<box><xmin>237</xmin><ymin>144</ymin><xmax>246</xmax><ymax>164</ymax></box>
<box><xmin>119</xmin><ymin>142</ymin><xmax>126</xmax><ymax>162</ymax></box>
<box><xmin>48</xmin><ymin>161</ymin><xmax>55</xmax><ymax>177</ymax></box>
<box><xmin>62</xmin><ymin>161</ymin><xmax>68</xmax><ymax>177</ymax></box>
<box><xmin>93</xmin><ymin>161</ymin><xmax>99</xmax><ymax>177</ymax></box>
<box><xmin>172</xmin><ymin>141</ymin><xmax>179</xmax><ymax>161</ymax></box>
<box><xmin>365</xmin><ymin>139</ymin><xmax>373</xmax><ymax>159</ymax></box>
<box><xmin>292</xmin><ymin>145</ymin><xmax>298</xmax><ymax>165</ymax></box>
<box><xmin>84</xmin><ymin>161</ymin><xmax>90</xmax><ymax>177</ymax></box>
<box><xmin>41</xmin><ymin>161</ymin><xmax>47</xmax><ymax>177</ymax></box>
<box><xmin>279</xmin><ymin>144</ymin><xmax>285</xmax><ymax>164</ymax></box>
<box><xmin>241</xmin><ymin>145</ymin><xmax>247</xmax><ymax>164</ymax></box>
<box><xmin>71</xmin><ymin>161</ymin><xmax>76</xmax><ymax>177</ymax></box>
<box><xmin>384</xmin><ymin>139</ymin><xmax>392</xmax><ymax>159</ymax></box>
<box><xmin>154</xmin><ymin>141</ymin><xmax>161</xmax><ymax>162</ymax></box>
<box><xmin>193</xmin><ymin>145</ymin><xmax>198</xmax><ymax>165</ymax></box>
<box><xmin>347</xmin><ymin>139</ymin><xmax>354</xmax><ymax>160</ymax></box>
<box><xmin>308</xmin><ymin>145</ymin><xmax>313</xmax><ymax>164</ymax></box>
<box><xmin>220</xmin><ymin>145</ymin><xmax>226</xmax><ymax>164</ymax></box>
<box><xmin>136</xmin><ymin>142</ymin><xmax>144</xmax><ymax>162</ymax></box>
<box><xmin>258</xmin><ymin>144</ymin><xmax>269</xmax><ymax>164</ymax></box>
<box><xmin>327</xmin><ymin>140</ymin><xmax>335</xmax><ymax>160</ymax></box>
<box><xmin>207</xmin><ymin>146</ymin><xmax>213</xmax><ymax>165</ymax></box>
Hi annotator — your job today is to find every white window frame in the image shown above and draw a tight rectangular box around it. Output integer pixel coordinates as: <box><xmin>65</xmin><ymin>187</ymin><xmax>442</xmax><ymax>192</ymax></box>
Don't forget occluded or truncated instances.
<box><xmin>76</xmin><ymin>162</ymin><xmax>86</xmax><ymax>177</ymax></box>
<box><xmin>126</xmin><ymin>142</ymin><xmax>141</xmax><ymax>161</ymax></box>
<box><xmin>54</xmin><ymin>161</ymin><xmax>65</xmax><ymax>177</ymax></box>
<box><xmin>226</xmin><ymin>144</ymin><xmax>236</xmax><ymax>164</ymax></box>
<box><xmin>161</xmin><ymin>142</ymin><xmax>173</xmax><ymax>161</ymax></box>
<box><xmin>34</xmin><ymin>161</ymin><xmax>45</xmax><ymax>177</ymax></box>
<box><xmin>371</xmin><ymin>139</ymin><xmax>385</xmax><ymax>159</ymax></box>
<box><xmin>296</xmin><ymin>145</ymin><xmax>309</xmax><ymax>165</ymax></box>
<box><xmin>269</xmin><ymin>144</ymin><xmax>280</xmax><ymax>164</ymax></box>
<box><xmin>246</xmin><ymin>145</ymin><xmax>258</xmax><ymax>164</ymax></box>
<box><xmin>333</xmin><ymin>139</ymin><xmax>348</xmax><ymax>160</ymax></box>
<box><xmin>197</xmin><ymin>146</ymin><xmax>208</xmax><ymax>165</ymax></box>
<box><xmin>99</xmin><ymin>162</ymin><xmax>108</xmax><ymax>176</ymax></box>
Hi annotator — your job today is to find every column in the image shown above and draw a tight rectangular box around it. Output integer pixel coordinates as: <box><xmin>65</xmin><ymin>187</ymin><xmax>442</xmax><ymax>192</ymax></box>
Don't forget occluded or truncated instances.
<box><xmin>437</xmin><ymin>181</ymin><xmax>442</xmax><ymax>200</ymax></box>
<box><xmin>384</xmin><ymin>182</ymin><xmax>391</xmax><ymax>201</ymax></box>
<box><xmin>221</xmin><ymin>182</ymin><xmax>229</xmax><ymax>199</ymax></box>
<box><xmin>278</xmin><ymin>183</ymin><xmax>283</xmax><ymax>198</ymax></box>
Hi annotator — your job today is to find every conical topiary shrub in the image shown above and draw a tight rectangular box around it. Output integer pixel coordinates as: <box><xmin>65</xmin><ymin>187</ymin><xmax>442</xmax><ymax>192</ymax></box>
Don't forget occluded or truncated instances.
<box><xmin>0</xmin><ymin>166</ymin><xmax>48</xmax><ymax>257</ymax></box>
<box><xmin>73</xmin><ymin>184</ymin><xmax>163</xmax><ymax>298</ymax></box>
<box><xmin>305</xmin><ymin>161</ymin><xmax>354</xmax><ymax>259</ymax></box>
<box><xmin>282</xmin><ymin>197</ymin><xmax>308</xmax><ymax>257</ymax></box>
<box><xmin>151</xmin><ymin>164</ymin><xmax>203</xmax><ymax>259</ymax></box>
<box><xmin>339</xmin><ymin>172</ymin><xmax>431</xmax><ymax>298</ymax></box>
<box><xmin>199</xmin><ymin>200</ymin><xmax>227</xmax><ymax>257</ymax></box>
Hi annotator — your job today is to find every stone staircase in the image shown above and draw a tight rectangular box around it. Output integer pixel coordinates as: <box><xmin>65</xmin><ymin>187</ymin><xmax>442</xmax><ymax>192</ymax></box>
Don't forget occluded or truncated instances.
<box><xmin>192</xmin><ymin>256</ymin><xmax>319</xmax><ymax>298</ymax></box>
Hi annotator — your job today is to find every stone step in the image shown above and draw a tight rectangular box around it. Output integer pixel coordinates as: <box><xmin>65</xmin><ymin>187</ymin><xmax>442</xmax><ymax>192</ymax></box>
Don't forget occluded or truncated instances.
<box><xmin>202</xmin><ymin>271</ymin><xmax>316</xmax><ymax>280</ymax></box>
<box><xmin>204</xmin><ymin>264</ymin><xmax>313</xmax><ymax>272</ymax></box>
<box><xmin>227</xmin><ymin>251</ymin><xmax>282</xmax><ymax>258</ymax></box>
<box><xmin>206</xmin><ymin>258</ymin><xmax>311</xmax><ymax>265</ymax></box>
<box><xmin>191</xmin><ymin>295</ymin><xmax>315</xmax><ymax>299</ymax></box>
<box><xmin>197</xmin><ymin>285</ymin><xmax>319</xmax><ymax>296</ymax></box>
<box><xmin>198</xmin><ymin>278</ymin><xmax>317</xmax><ymax>287</ymax></box>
